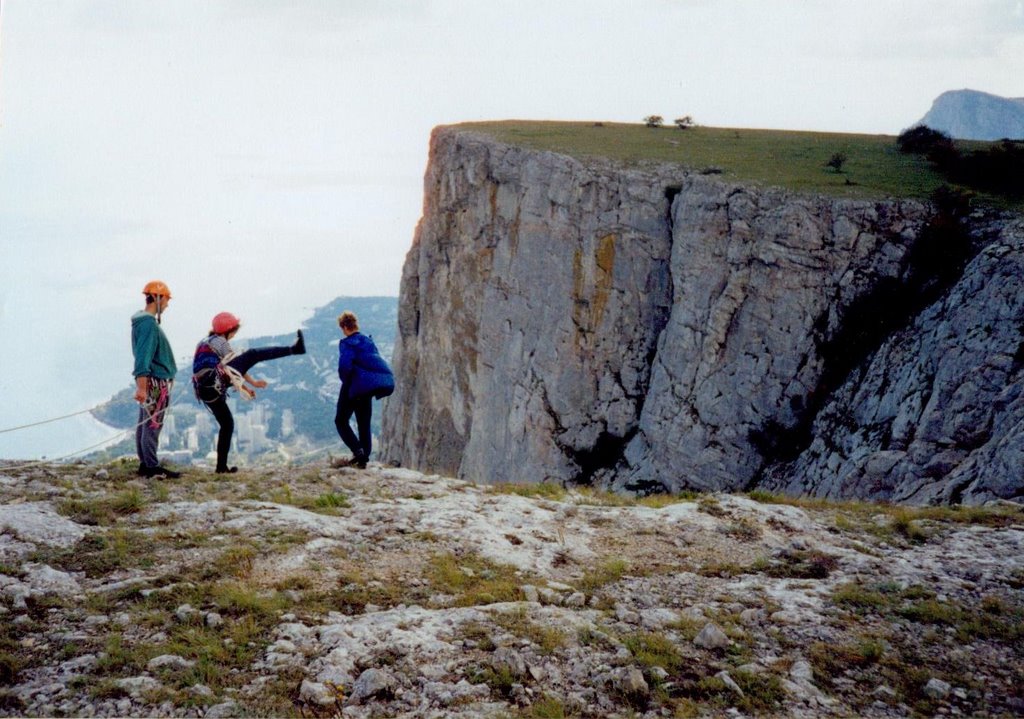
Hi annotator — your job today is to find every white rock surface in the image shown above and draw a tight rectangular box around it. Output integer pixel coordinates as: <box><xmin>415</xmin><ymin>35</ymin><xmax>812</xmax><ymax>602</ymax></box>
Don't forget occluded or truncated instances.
<box><xmin>0</xmin><ymin>501</ymin><xmax>88</xmax><ymax>548</ymax></box>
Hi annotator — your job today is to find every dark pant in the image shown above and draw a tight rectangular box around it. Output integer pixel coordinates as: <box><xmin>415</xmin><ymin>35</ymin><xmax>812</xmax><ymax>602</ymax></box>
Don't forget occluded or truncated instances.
<box><xmin>136</xmin><ymin>378</ymin><xmax>171</xmax><ymax>468</ymax></box>
<box><xmin>335</xmin><ymin>393</ymin><xmax>372</xmax><ymax>460</ymax></box>
<box><xmin>226</xmin><ymin>346</ymin><xmax>293</xmax><ymax>375</ymax></box>
<box><xmin>208</xmin><ymin>395</ymin><xmax>235</xmax><ymax>470</ymax></box>
<box><xmin>205</xmin><ymin>345</ymin><xmax>294</xmax><ymax>470</ymax></box>
<box><xmin>136</xmin><ymin>405</ymin><xmax>163</xmax><ymax>468</ymax></box>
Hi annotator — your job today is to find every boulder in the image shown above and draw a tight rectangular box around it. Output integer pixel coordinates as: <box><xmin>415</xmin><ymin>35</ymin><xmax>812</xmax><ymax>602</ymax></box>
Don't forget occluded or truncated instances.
<box><xmin>693</xmin><ymin>622</ymin><xmax>730</xmax><ymax>650</ymax></box>
<box><xmin>348</xmin><ymin>667</ymin><xmax>397</xmax><ymax>705</ymax></box>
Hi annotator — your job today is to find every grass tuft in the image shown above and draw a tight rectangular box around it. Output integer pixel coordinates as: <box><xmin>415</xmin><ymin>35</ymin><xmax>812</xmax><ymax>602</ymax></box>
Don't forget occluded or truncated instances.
<box><xmin>33</xmin><ymin>528</ymin><xmax>157</xmax><ymax>577</ymax></box>
<box><xmin>831</xmin><ymin>582</ymin><xmax>895</xmax><ymax>612</ymax></box>
<box><xmin>578</xmin><ymin>557</ymin><xmax>629</xmax><ymax>593</ymax></box>
<box><xmin>490</xmin><ymin>607</ymin><xmax>567</xmax><ymax>654</ymax></box>
<box><xmin>0</xmin><ymin>653</ymin><xmax>21</xmax><ymax>685</ymax></box>
<box><xmin>761</xmin><ymin>550</ymin><xmax>838</xmax><ymax>579</ymax></box>
<box><xmin>623</xmin><ymin>631</ymin><xmax>684</xmax><ymax>672</ymax></box>
<box><xmin>809</xmin><ymin>637</ymin><xmax>885</xmax><ymax>683</ymax></box>
<box><xmin>211</xmin><ymin>545</ymin><xmax>258</xmax><ymax>579</ymax></box>
<box><xmin>458</xmin><ymin>620</ymin><xmax>497</xmax><ymax>651</ymax></box>
<box><xmin>313</xmin><ymin>492</ymin><xmax>350</xmax><ymax>510</ymax></box>
<box><xmin>523</xmin><ymin>694</ymin><xmax>569</xmax><ymax>718</ymax></box>
<box><xmin>428</xmin><ymin>552</ymin><xmax>524</xmax><ymax>606</ymax></box>
<box><xmin>490</xmin><ymin>482</ymin><xmax>567</xmax><ymax>501</ymax></box>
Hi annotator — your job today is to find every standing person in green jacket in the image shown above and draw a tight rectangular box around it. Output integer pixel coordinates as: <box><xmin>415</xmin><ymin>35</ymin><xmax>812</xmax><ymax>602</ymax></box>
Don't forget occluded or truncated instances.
<box><xmin>131</xmin><ymin>280</ymin><xmax>181</xmax><ymax>478</ymax></box>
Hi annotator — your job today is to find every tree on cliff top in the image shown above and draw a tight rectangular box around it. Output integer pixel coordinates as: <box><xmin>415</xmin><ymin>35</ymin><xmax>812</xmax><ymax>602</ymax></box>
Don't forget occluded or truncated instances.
<box><xmin>825</xmin><ymin>152</ymin><xmax>847</xmax><ymax>173</ymax></box>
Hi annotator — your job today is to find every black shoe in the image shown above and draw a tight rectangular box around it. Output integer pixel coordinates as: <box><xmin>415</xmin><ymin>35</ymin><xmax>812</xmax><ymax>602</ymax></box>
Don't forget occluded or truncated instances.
<box><xmin>330</xmin><ymin>454</ymin><xmax>366</xmax><ymax>469</ymax></box>
<box><xmin>216</xmin><ymin>466</ymin><xmax>238</xmax><ymax>474</ymax></box>
<box><xmin>142</xmin><ymin>465</ymin><xmax>181</xmax><ymax>479</ymax></box>
<box><xmin>292</xmin><ymin>329</ymin><xmax>306</xmax><ymax>355</ymax></box>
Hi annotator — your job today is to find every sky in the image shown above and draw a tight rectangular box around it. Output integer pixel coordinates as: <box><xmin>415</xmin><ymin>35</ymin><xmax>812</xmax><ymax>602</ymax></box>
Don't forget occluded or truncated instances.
<box><xmin>1</xmin><ymin>0</ymin><xmax>1022</xmax><ymax>459</ymax></box>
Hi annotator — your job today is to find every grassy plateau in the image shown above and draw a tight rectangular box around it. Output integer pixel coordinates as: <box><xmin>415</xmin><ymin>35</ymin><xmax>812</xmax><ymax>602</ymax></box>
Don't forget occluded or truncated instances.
<box><xmin>458</xmin><ymin>121</ymin><xmax>1020</xmax><ymax>209</ymax></box>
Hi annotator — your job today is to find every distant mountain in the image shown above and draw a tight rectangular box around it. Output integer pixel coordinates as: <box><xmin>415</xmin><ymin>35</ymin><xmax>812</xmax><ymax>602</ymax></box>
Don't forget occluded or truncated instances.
<box><xmin>90</xmin><ymin>296</ymin><xmax>397</xmax><ymax>466</ymax></box>
<box><xmin>915</xmin><ymin>89</ymin><xmax>1024</xmax><ymax>141</ymax></box>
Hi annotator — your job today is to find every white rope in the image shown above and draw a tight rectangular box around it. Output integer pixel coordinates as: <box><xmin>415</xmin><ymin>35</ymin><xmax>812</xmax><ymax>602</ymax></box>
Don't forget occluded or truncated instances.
<box><xmin>0</xmin><ymin>393</ymin><xmax>190</xmax><ymax>472</ymax></box>
<box><xmin>1</xmin><ymin>353</ymin><xmax>193</xmax><ymax>435</ymax></box>
<box><xmin>219</xmin><ymin>352</ymin><xmax>255</xmax><ymax>400</ymax></box>
<box><xmin>0</xmin><ymin>406</ymin><xmax>105</xmax><ymax>434</ymax></box>
<box><xmin>0</xmin><ymin>430</ymin><xmax>132</xmax><ymax>472</ymax></box>
<box><xmin>284</xmin><ymin>444</ymin><xmax>335</xmax><ymax>464</ymax></box>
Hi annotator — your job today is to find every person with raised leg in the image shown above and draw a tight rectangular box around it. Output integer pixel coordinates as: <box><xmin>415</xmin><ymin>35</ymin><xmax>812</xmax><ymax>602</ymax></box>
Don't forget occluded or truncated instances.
<box><xmin>192</xmin><ymin>312</ymin><xmax>306</xmax><ymax>473</ymax></box>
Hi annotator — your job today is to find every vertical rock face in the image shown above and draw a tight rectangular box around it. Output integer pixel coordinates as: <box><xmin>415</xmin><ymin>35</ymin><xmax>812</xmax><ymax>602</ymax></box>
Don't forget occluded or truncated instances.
<box><xmin>616</xmin><ymin>187</ymin><xmax>930</xmax><ymax>493</ymax></box>
<box><xmin>381</xmin><ymin>129</ymin><xmax>677</xmax><ymax>482</ymax></box>
<box><xmin>761</xmin><ymin>218</ymin><xmax>1024</xmax><ymax>504</ymax></box>
<box><xmin>382</xmin><ymin>127</ymin><xmax>1024</xmax><ymax>504</ymax></box>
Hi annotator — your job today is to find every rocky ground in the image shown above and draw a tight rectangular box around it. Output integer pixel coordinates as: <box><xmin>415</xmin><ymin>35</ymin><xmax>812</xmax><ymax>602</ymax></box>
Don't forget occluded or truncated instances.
<box><xmin>0</xmin><ymin>459</ymin><xmax>1022</xmax><ymax>718</ymax></box>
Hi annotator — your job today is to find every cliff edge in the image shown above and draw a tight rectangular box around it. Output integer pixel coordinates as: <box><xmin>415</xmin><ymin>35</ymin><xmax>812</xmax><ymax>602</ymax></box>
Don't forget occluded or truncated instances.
<box><xmin>381</xmin><ymin>127</ymin><xmax>1024</xmax><ymax>504</ymax></box>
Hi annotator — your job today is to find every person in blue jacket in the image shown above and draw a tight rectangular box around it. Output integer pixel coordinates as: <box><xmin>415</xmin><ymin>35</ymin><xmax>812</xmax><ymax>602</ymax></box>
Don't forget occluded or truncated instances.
<box><xmin>335</xmin><ymin>310</ymin><xmax>394</xmax><ymax>468</ymax></box>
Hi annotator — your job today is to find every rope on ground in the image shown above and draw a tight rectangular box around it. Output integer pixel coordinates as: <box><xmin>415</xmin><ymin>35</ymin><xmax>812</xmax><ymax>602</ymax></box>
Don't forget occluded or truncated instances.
<box><xmin>284</xmin><ymin>443</ymin><xmax>336</xmax><ymax>465</ymax></box>
<box><xmin>0</xmin><ymin>430</ymin><xmax>133</xmax><ymax>473</ymax></box>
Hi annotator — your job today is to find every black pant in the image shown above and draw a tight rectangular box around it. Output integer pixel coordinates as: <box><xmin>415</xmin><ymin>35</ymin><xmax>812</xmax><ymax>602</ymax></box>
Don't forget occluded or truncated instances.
<box><xmin>205</xmin><ymin>345</ymin><xmax>294</xmax><ymax>470</ymax></box>
<box><xmin>208</xmin><ymin>395</ymin><xmax>235</xmax><ymax>470</ymax></box>
<box><xmin>335</xmin><ymin>393</ymin><xmax>372</xmax><ymax>460</ymax></box>
<box><xmin>226</xmin><ymin>346</ymin><xmax>293</xmax><ymax>376</ymax></box>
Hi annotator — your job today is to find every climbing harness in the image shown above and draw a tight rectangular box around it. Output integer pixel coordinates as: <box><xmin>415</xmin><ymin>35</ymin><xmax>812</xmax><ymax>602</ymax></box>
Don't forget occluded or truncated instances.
<box><xmin>143</xmin><ymin>378</ymin><xmax>173</xmax><ymax>430</ymax></box>
<box><xmin>193</xmin><ymin>349</ymin><xmax>254</xmax><ymax>406</ymax></box>
<box><xmin>221</xmin><ymin>355</ymin><xmax>255</xmax><ymax>400</ymax></box>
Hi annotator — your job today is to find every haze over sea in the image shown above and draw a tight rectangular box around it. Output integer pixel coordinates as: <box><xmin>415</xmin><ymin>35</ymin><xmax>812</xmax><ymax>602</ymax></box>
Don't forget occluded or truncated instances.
<box><xmin>2</xmin><ymin>2</ymin><xmax>1020</xmax><ymax>459</ymax></box>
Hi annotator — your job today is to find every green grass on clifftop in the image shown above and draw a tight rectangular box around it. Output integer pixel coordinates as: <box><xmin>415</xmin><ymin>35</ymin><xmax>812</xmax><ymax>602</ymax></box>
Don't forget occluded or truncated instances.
<box><xmin>459</xmin><ymin>121</ymin><xmax>1015</xmax><ymax>207</ymax></box>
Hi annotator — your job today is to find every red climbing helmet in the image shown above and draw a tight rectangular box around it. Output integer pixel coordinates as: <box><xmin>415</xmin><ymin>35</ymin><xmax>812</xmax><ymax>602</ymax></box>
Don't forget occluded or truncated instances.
<box><xmin>212</xmin><ymin>312</ymin><xmax>241</xmax><ymax>335</ymax></box>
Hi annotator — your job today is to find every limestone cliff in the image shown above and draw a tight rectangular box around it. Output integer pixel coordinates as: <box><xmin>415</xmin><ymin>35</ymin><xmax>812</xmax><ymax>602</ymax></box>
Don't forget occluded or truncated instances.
<box><xmin>381</xmin><ymin>127</ymin><xmax>1024</xmax><ymax>504</ymax></box>
<box><xmin>761</xmin><ymin>216</ymin><xmax>1024</xmax><ymax>504</ymax></box>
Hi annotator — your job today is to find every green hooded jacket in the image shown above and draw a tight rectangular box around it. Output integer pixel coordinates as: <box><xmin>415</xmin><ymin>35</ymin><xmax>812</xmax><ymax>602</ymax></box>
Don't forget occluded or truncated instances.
<box><xmin>131</xmin><ymin>311</ymin><xmax>177</xmax><ymax>379</ymax></box>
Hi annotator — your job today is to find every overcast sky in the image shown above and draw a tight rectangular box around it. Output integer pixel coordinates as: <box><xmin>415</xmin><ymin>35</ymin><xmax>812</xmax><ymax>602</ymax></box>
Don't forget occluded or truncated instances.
<box><xmin>1</xmin><ymin>0</ymin><xmax>1022</xmax><ymax>458</ymax></box>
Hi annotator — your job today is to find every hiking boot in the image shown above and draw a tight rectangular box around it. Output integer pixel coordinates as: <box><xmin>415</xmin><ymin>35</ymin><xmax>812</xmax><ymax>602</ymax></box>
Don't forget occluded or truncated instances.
<box><xmin>141</xmin><ymin>465</ymin><xmax>181</xmax><ymax>479</ymax></box>
<box><xmin>292</xmin><ymin>329</ymin><xmax>306</xmax><ymax>355</ymax></box>
<box><xmin>354</xmin><ymin>454</ymin><xmax>368</xmax><ymax>469</ymax></box>
<box><xmin>330</xmin><ymin>454</ymin><xmax>365</xmax><ymax>469</ymax></box>
<box><xmin>215</xmin><ymin>466</ymin><xmax>238</xmax><ymax>474</ymax></box>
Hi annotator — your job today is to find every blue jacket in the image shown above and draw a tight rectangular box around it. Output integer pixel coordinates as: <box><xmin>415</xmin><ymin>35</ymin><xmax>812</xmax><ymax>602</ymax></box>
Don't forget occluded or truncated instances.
<box><xmin>338</xmin><ymin>332</ymin><xmax>394</xmax><ymax>399</ymax></box>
